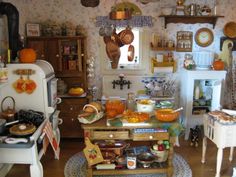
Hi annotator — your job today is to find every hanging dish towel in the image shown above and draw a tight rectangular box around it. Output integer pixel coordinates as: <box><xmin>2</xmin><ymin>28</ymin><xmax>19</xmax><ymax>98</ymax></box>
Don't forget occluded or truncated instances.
<box><xmin>43</xmin><ymin>120</ymin><xmax>60</xmax><ymax>159</ymax></box>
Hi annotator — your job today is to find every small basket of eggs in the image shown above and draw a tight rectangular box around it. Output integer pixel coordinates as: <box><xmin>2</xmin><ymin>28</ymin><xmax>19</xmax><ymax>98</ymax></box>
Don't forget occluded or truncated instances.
<box><xmin>77</xmin><ymin>102</ymin><xmax>104</xmax><ymax>124</ymax></box>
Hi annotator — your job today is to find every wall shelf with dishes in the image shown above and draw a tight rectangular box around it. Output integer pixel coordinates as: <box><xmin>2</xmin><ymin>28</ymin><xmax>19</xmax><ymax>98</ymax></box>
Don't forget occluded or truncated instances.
<box><xmin>159</xmin><ymin>15</ymin><xmax>224</xmax><ymax>29</ymax></box>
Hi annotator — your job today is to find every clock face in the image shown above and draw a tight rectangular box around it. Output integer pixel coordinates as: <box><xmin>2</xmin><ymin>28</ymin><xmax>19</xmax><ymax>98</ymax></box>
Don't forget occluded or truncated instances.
<box><xmin>195</xmin><ymin>28</ymin><xmax>214</xmax><ymax>47</ymax></box>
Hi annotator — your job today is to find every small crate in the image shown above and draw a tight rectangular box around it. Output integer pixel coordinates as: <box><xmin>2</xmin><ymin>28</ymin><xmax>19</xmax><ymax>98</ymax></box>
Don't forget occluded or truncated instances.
<box><xmin>203</xmin><ymin>114</ymin><xmax>236</xmax><ymax>148</ymax></box>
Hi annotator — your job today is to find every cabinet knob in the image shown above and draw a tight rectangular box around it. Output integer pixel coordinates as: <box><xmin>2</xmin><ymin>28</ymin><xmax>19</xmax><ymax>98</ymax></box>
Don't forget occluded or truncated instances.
<box><xmin>81</xmin><ymin>53</ymin><xmax>84</xmax><ymax>57</ymax></box>
<box><xmin>108</xmin><ymin>134</ymin><xmax>114</xmax><ymax>138</ymax></box>
<box><xmin>149</xmin><ymin>135</ymin><xmax>153</xmax><ymax>139</ymax></box>
<box><xmin>41</xmin><ymin>54</ymin><xmax>45</xmax><ymax>58</ymax></box>
<box><xmin>70</xmin><ymin>107</ymin><xmax>73</xmax><ymax>110</ymax></box>
<box><xmin>71</xmin><ymin>118</ymin><xmax>74</xmax><ymax>121</ymax></box>
<box><xmin>56</xmin><ymin>54</ymin><xmax>59</xmax><ymax>57</ymax></box>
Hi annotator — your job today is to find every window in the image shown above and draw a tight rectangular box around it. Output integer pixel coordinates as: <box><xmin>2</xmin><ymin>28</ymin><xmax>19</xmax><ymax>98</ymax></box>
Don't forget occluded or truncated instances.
<box><xmin>101</xmin><ymin>27</ymin><xmax>147</xmax><ymax>72</ymax></box>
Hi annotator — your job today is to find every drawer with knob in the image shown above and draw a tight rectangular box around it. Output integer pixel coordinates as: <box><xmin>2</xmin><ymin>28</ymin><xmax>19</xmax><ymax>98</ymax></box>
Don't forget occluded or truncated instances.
<box><xmin>91</xmin><ymin>130</ymin><xmax>130</xmax><ymax>140</ymax></box>
<box><xmin>132</xmin><ymin>132</ymin><xmax>169</xmax><ymax>141</ymax></box>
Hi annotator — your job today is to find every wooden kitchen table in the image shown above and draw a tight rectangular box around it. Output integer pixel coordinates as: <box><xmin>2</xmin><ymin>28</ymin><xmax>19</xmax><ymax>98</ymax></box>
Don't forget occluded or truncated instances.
<box><xmin>82</xmin><ymin>118</ymin><xmax>180</xmax><ymax>177</ymax></box>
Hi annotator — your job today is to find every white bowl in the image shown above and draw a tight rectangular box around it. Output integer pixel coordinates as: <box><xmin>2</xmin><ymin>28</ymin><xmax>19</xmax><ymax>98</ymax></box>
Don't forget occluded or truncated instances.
<box><xmin>162</xmin><ymin>7</ymin><xmax>173</xmax><ymax>15</ymax></box>
<box><xmin>137</xmin><ymin>100</ymin><xmax>155</xmax><ymax>113</ymax></box>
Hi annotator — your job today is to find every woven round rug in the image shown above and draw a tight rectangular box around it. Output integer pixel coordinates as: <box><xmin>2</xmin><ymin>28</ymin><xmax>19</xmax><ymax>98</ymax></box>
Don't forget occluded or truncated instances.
<box><xmin>64</xmin><ymin>152</ymin><xmax>192</xmax><ymax>177</ymax></box>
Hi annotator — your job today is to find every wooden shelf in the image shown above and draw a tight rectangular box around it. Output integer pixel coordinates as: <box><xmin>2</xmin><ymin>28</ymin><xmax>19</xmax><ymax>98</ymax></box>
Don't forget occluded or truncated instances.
<box><xmin>159</xmin><ymin>15</ymin><xmax>224</xmax><ymax>29</ymax></box>
<box><xmin>151</xmin><ymin>59</ymin><xmax>176</xmax><ymax>73</ymax></box>
<box><xmin>150</xmin><ymin>45</ymin><xmax>175</xmax><ymax>51</ymax></box>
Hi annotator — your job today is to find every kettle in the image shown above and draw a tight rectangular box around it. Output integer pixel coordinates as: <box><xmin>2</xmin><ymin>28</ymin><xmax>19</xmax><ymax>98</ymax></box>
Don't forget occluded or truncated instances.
<box><xmin>1</xmin><ymin>96</ymin><xmax>16</xmax><ymax>122</ymax></box>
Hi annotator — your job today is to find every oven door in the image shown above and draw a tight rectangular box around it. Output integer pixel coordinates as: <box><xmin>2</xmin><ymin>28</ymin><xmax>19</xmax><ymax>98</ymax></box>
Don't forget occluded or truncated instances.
<box><xmin>47</xmin><ymin>77</ymin><xmax>58</xmax><ymax>108</ymax></box>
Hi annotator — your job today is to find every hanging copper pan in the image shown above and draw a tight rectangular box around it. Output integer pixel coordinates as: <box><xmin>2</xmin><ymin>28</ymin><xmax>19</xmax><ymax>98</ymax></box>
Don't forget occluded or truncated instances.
<box><xmin>128</xmin><ymin>44</ymin><xmax>135</xmax><ymax>61</ymax></box>
<box><xmin>105</xmin><ymin>40</ymin><xmax>121</xmax><ymax>69</ymax></box>
<box><xmin>106</xmin><ymin>40</ymin><xmax>121</xmax><ymax>60</ymax></box>
<box><xmin>118</xmin><ymin>26</ymin><xmax>134</xmax><ymax>45</ymax></box>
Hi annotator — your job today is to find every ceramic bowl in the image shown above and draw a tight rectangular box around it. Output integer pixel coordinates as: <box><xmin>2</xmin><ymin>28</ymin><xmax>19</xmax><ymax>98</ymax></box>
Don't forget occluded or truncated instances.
<box><xmin>137</xmin><ymin>100</ymin><xmax>155</xmax><ymax>113</ymax></box>
<box><xmin>155</xmin><ymin>108</ymin><xmax>179</xmax><ymax>122</ymax></box>
<box><xmin>162</xmin><ymin>7</ymin><xmax>173</xmax><ymax>15</ymax></box>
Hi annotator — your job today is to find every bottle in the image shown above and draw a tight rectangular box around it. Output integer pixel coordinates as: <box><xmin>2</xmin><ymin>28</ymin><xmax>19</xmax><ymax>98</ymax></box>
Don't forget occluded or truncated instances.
<box><xmin>194</xmin><ymin>85</ymin><xmax>200</xmax><ymax>100</ymax></box>
<box><xmin>126</xmin><ymin>92</ymin><xmax>136</xmax><ymax>111</ymax></box>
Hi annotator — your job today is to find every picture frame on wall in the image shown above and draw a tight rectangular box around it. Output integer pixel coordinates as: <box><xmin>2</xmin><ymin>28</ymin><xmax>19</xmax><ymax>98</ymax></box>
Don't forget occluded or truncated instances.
<box><xmin>26</xmin><ymin>23</ymin><xmax>40</xmax><ymax>37</ymax></box>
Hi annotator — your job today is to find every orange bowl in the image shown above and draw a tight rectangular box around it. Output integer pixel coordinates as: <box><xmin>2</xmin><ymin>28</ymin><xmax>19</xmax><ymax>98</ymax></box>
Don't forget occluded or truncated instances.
<box><xmin>155</xmin><ymin>109</ymin><xmax>179</xmax><ymax>122</ymax></box>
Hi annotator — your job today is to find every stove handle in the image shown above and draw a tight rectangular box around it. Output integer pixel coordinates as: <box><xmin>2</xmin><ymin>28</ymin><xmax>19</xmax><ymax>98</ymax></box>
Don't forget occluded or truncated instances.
<box><xmin>56</xmin><ymin>97</ymin><xmax>62</xmax><ymax>104</ymax></box>
<box><xmin>38</xmin><ymin>132</ymin><xmax>46</xmax><ymax>144</ymax></box>
<box><xmin>58</xmin><ymin>118</ymin><xmax>63</xmax><ymax>125</ymax></box>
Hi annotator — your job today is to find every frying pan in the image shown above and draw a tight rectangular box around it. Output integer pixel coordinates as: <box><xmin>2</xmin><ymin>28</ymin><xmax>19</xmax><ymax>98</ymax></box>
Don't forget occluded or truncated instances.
<box><xmin>0</xmin><ymin>118</ymin><xmax>19</xmax><ymax>134</ymax></box>
<box><xmin>118</xmin><ymin>26</ymin><xmax>134</xmax><ymax>45</ymax></box>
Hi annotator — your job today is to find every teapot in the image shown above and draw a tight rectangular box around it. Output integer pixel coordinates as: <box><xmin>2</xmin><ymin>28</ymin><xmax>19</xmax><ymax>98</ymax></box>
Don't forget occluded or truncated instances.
<box><xmin>1</xmin><ymin>96</ymin><xmax>16</xmax><ymax>122</ymax></box>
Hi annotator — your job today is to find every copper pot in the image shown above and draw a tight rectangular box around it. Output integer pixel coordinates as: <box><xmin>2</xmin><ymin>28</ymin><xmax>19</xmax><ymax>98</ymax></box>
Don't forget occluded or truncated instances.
<box><xmin>1</xmin><ymin>96</ymin><xmax>16</xmax><ymax>122</ymax></box>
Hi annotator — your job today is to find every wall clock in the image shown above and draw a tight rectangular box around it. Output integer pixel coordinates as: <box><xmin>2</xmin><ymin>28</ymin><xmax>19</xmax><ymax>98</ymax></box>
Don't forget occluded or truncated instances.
<box><xmin>195</xmin><ymin>28</ymin><xmax>214</xmax><ymax>47</ymax></box>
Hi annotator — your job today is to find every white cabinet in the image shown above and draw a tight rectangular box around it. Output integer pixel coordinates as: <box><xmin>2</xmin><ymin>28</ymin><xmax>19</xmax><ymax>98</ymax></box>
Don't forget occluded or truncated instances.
<box><xmin>180</xmin><ymin>69</ymin><xmax>226</xmax><ymax>140</ymax></box>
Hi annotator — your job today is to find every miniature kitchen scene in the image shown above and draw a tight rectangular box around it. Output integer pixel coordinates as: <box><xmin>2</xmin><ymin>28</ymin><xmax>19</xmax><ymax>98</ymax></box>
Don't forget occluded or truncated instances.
<box><xmin>0</xmin><ymin>0</ymin><xmax>236</xmax><ymax>177</ymax></box>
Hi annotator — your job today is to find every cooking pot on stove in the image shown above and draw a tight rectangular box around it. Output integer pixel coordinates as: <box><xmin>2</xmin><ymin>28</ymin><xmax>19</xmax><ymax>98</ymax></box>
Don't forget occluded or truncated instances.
<box><xmin>1</xmin><ymin>96</ymin><xmax>16</xmax><ymax>122</ymax></box>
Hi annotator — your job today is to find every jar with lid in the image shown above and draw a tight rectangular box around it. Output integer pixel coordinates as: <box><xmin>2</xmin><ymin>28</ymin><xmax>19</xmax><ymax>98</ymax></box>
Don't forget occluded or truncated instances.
<box><xmin>126</xmin><ymin>92</ymin><xmax>136</xmax><ymax>111</ymax></box>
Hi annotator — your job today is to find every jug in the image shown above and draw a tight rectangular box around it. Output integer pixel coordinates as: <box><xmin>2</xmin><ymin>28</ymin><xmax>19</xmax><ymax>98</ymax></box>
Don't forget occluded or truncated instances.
<box><xmin>186</xmin><ymin>4</ymin><xmax>200</xmax><ymax>16</ymax></box>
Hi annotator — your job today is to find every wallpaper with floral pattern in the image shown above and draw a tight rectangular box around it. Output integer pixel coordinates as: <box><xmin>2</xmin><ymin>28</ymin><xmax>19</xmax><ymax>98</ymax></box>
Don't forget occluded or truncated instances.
<box><xmin>0</xmin><ymin>0</ymin><xmax>236</xmax><ymax>99</ymax></box>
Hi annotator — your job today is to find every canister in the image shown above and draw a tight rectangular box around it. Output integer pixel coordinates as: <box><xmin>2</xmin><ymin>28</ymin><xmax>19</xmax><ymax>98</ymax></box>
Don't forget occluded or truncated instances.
<box><xmin>127</xmin><ymin>153</ymin><xmax>136</xmax><ymax>169</ymax></box>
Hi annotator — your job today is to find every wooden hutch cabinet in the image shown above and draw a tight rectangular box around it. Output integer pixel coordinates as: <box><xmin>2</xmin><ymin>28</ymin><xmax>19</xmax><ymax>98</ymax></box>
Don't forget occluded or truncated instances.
<box><xmin>27</xmin><ymin>36</ymin><xmax>89</xmax><ymax>138</ymax></box>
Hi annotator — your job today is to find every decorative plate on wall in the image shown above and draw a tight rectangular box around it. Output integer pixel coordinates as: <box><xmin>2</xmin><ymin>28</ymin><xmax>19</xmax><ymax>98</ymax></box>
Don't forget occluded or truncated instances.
<box><xmin>195</xmin><ymin>28</ymin><xmax>214</xmax><ymax>47</ymax></box>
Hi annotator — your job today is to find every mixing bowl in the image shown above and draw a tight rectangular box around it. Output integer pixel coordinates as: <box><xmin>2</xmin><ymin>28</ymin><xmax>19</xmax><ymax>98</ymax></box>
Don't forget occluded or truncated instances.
<box><xmin>155</xmin><ymin>108</ymin><xmax>179</xmax><ymax>122</ymax></box>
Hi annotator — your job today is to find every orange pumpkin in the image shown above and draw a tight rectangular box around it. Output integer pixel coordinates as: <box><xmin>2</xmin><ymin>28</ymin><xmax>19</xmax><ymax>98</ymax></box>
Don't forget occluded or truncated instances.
<box><xmin>213</xmin><ymin>60</ymin><xmax>225</xmax><ymax>70</ymax></box>
<box><xmin>19</xmin><ymin>48</ymin><xmax>37</xmax><ymax>63</ymax></box>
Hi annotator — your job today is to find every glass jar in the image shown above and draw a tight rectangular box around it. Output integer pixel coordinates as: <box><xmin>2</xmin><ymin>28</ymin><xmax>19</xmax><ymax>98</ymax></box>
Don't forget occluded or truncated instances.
<box><xmin>126</xmin><ymin>92</ymin><xmax>136</xmax><ymax>111</ymax></box>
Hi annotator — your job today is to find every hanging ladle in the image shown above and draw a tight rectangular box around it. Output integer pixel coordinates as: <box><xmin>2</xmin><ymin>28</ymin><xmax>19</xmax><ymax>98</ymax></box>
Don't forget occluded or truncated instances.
<box><xmin>171</xmin><ymin>107</ymin><xmax>183</xmax><ymax>113</ymax></box>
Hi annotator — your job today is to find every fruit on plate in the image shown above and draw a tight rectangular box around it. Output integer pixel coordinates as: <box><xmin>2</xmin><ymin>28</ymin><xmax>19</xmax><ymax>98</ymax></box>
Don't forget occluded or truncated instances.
<box><xmin>122</xmin><ymin>110</ymin><xmax>150</xmax><ymax>123</ymax></box>
<box><xmin>84</xmin><ymin>102</ymin><xmax>102</xmax><ymax>113</ymax></box>
<box><xmin>68</xmin><ymin>87</ymin><xmax>84</xmax><ymax>96</ymax></box>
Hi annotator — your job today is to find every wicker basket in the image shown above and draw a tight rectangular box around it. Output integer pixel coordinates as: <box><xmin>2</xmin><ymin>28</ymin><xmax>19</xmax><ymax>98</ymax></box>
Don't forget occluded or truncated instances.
<box><xmin>223</xmin><ymin>22</ymin><xmax>236</xmax><ymax>38</ymax></box>
<box><xmin>150</xmin><ymin>148</ymin><xmax>169</xmax><ymax>162</ymax></box>
<box><xmin>77</xmin><ymin>104</ymin><xmax>104</xmax><ymax>124</ymax></box>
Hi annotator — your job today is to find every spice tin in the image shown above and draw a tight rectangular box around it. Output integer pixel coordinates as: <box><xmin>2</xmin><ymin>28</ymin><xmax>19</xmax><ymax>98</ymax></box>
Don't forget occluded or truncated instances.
<box><xmin>127</xmin><ymin>153</ymin><xmax>136</xmax><ymax>169</ymax></box>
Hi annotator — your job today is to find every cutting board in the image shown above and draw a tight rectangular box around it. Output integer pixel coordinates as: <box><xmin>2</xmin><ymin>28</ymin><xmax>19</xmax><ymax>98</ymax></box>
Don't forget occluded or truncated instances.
<box><xmin>83</xmin><ymin>137</ymin><xmax>104</xmax><ymax>166</ymax></box>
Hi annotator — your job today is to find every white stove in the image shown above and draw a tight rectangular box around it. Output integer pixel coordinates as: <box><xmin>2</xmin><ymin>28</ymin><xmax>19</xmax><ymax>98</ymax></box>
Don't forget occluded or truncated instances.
<box><xmin>0</xmin><ymin>60</ymin><xmax>61</xmax><ymax>177</ymax></box>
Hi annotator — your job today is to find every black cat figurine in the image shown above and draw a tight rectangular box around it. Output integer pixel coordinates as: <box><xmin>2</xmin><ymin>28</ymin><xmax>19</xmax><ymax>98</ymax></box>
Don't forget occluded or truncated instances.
<box><xmin>190</xmin><ymin>126</ymin><xmax>200</xmax><ymax>147</ymax></box>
